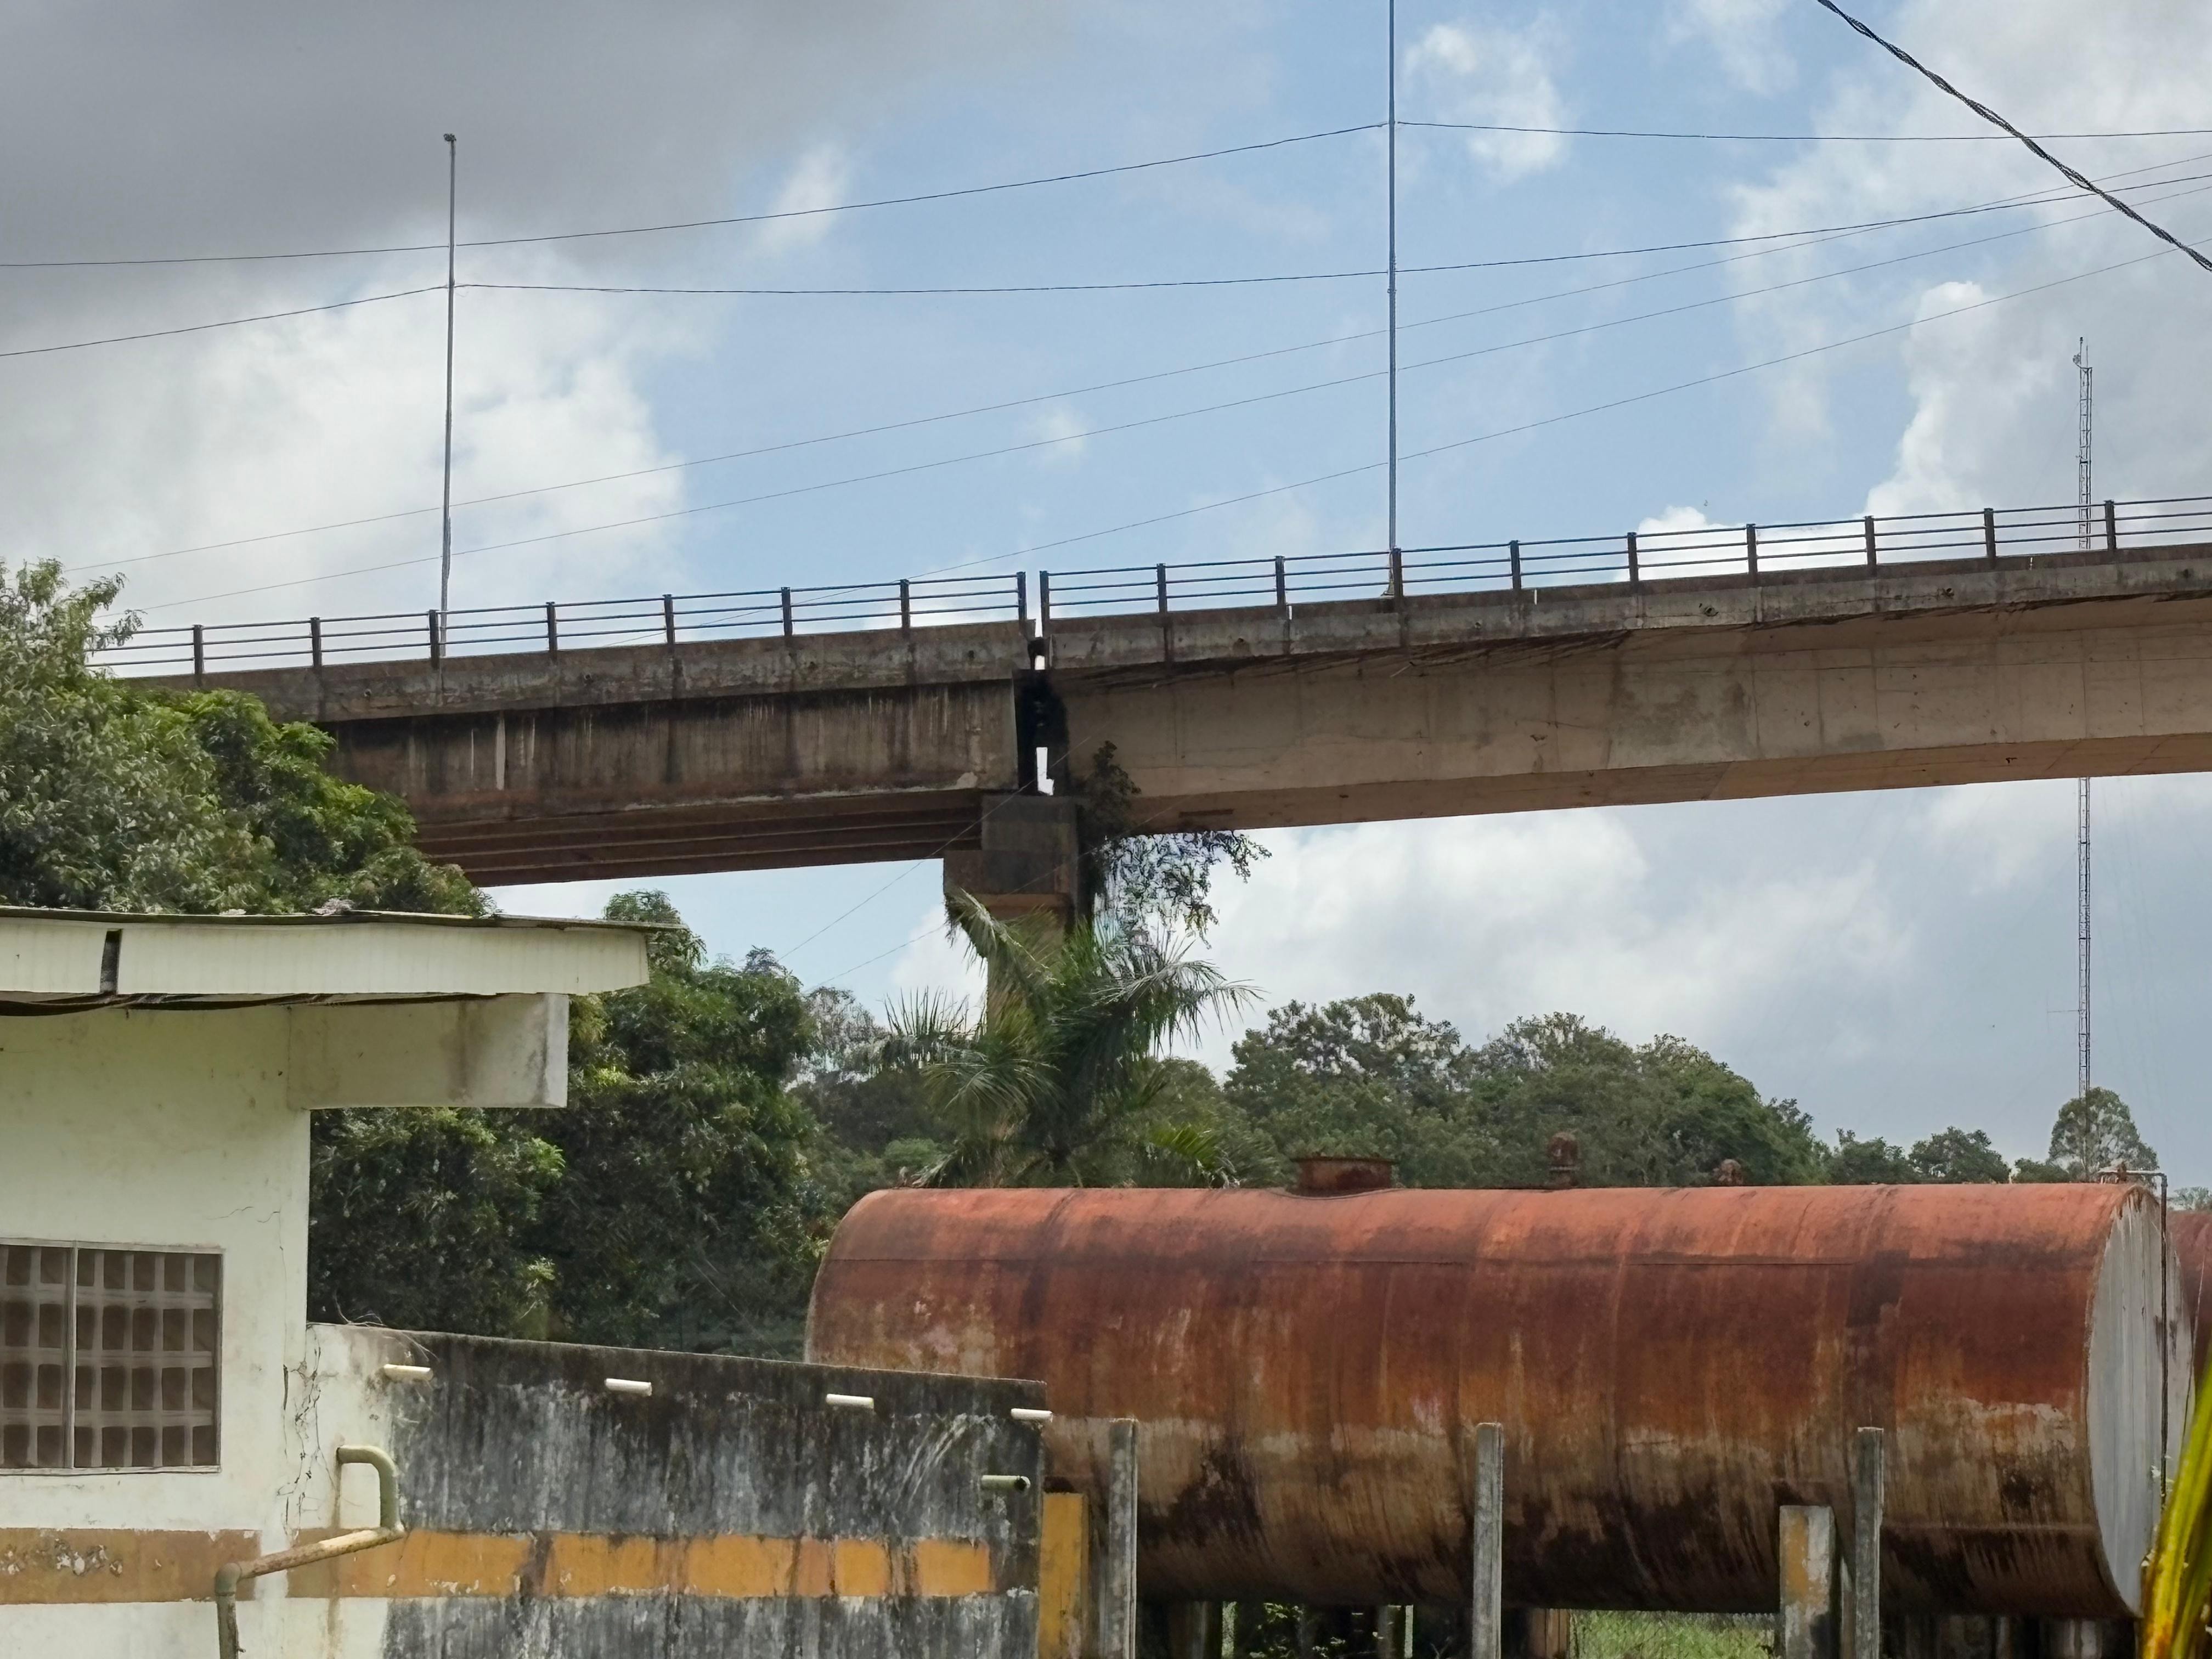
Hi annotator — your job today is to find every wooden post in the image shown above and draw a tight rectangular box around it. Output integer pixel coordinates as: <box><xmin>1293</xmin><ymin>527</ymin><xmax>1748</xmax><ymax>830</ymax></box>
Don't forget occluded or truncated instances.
<box><xmin>1853</xmin><ymin>1429</ymin><xmax>1884</xmax><ymax>1659</ymax></box>
<box><xmin>1470</xmin><ymin>1421</ymin><xmax>1504</xmax><ymax>1659</ymax></box>
<box><xmin>1094</xmin><ymin>1419</ymin><xmax>1139</xmax><ymax>1659</ymax></box>
<box><xmin>1779</xmin><ymin>1505</ymin><xmax>1840</xmax><ymax>1659</ymax></box>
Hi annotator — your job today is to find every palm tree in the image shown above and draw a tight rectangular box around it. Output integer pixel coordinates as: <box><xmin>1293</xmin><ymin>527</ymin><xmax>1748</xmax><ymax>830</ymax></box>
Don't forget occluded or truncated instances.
<box><xmin>882</xmin><ymin>894</ymin><xmax>1254</xmax><ymax>1187</ymax></box>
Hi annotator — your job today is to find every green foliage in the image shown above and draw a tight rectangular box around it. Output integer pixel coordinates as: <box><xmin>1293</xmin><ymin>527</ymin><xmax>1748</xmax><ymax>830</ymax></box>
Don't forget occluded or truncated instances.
<box><xmin>0</xmin><ymin>558</ymin><xmax>478</xmax><ymax>915</ymax></box>
<box><xmin>1909</xmin><ymin>1125</ymin><xmax>2011</xmax><ymax>1183</ymax></box>
<box><xmin>2047</xmin><ymin>1086</ymin><xmax>2159</xmax><ymax>1175</ymax></box>
<box><xmin>1223</xmin><ymin>1000</ymin><xmax>1825</xmax><ymax>1189</ymax></box>
<box><xmin>884</xmin><ymin>895</ymin><xmax>1254</xmax><ymax>1186</ymax></box>
<box><xmin>1076</xmin><ymin>742</ymin><xmax>1266</xmax><ymax>936</ymax></box>
<box><xmin>307</xmin><ymin>1108</ymin><xmax>562</xmax><ymax>1337</ymax></box>
<box><xmin>311</xmin><ymin>893</ymin><xmax>836</xmax><ymax>1358</ymax></box>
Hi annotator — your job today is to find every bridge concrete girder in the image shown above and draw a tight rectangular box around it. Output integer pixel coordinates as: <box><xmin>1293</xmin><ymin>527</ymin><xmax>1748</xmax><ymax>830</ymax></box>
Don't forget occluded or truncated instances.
<box><xmin>1046</xmin><ymin>544</ymin><xmax>2212</xmax><ymax>831</ymax></box>
<box><xmin>167</xmin><ymin>542</ymin><xmax>2212</xmax><ymax>887</ymax></box>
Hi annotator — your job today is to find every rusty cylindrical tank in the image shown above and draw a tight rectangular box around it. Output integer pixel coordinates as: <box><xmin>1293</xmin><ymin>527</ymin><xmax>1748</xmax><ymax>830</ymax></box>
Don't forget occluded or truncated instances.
<box><xmin>807</xmin><ymin>1182</ymin><xmax>2189</xmax><ymax>1617</ymax></box>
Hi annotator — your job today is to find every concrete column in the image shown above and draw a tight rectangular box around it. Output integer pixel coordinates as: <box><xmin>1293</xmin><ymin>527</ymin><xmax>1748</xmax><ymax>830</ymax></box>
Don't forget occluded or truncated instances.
<box><xmin>1165</xmin><ymin>1602</ymin><xmax>1220</xmax><ymax>1658</ymax></box>
<box><xmin>1517</xmin><ymin>1608</ymin><xmax>1573</xmax><ymax>1659</ymax></box>
<box><xmin>943</xmin><ymin>793</ymin><xmax>1081</xmax><ymax>933</ymax></box>
<box><xmin>1470</xmin><ymin>1420</ymin><xmax>1505</xmax><ymax>1659</ymax></box>
<box><xmin>1375</xmin><ymin>1605</ymin><xmax>1406</xmax><ymax>1657</ymax></box>
<box><xmin>1092</xmin><ymin>1418</ymin><xmax>1139</xmax><ymax>1659</ymax></box>
<box><xmin>1852</xmin><ymin>1428</ymin><xmax>1885</xmax><ymax>1659</ymax></box>
<box><xmin>1779</xmin><ymin>1505</ymin><xmax>1841</xmax><ymax>1659</ymax></box>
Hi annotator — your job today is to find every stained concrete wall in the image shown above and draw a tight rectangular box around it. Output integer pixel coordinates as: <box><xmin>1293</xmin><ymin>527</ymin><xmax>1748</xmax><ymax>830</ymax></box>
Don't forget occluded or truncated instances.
<box><xmin>294</xmin><ymin>1325</ymin><xmax>1047</xmax><ymax>1658</ymax></box>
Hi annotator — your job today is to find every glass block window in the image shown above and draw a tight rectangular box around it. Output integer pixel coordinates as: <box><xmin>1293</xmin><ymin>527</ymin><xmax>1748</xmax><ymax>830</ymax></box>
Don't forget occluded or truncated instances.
<box><xmin>1</xmin><ymin>1242</ymin><xmax>220</xmax><ymax>1471</ymax></box>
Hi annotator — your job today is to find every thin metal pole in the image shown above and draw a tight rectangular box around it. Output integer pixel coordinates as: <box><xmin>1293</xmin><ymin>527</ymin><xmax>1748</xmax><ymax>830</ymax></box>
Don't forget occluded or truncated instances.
<box><xmin>439</xmin><ymin>133</ymin><xmax>458</xmax><ymax>622</ymax></box>
<box><xmin>1386</xmin><ymin>0</ymin><xmax>1398</xmax><ymax>559</ymax></box>
<box><xmin>2075</xmin><ymin>340</ymin><xmax>2093</xmax><ymax>1102</ymax></box>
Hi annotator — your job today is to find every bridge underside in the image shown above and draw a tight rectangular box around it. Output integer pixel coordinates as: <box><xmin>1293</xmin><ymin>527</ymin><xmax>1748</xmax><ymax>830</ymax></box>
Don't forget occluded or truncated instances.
<box><xmin>176</xmin><ymin>543</ymin><xmax>2212</xmax><ymax>886</ymax></box>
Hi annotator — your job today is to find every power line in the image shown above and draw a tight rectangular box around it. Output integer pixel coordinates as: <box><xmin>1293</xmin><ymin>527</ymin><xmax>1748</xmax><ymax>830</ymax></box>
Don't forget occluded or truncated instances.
<box><xmin>1402</xmin><ymin>118</ymin><xmax>2212</xmax><ymax>144</ymax></box>
<box><xmin>467</xmin><ymin>271</ymin><xmax>1379</xmax><ymax>298</ymax></box>
<box><xmin>1811</xmin><ymin>0</ymin><xmax>2212</xmax><ymax>279</ymax></box>
<box><xmin>70</xmin><ymin>154</ymin><xmax>2212</xmax><ymax>583</ymax></box>
<box><xmin>0</xmin><ymin>124</ymin><xmax>1383</xmax><ymax>273</ymax></box>
<box><xmin>135</xmin><ymin>218</ymin><xmax>2206</xmax><ymax>616</ymax></box>
<box><xmin>0</xmin><ymin>286</ymin><xmax>442</xmax><ymax>361</ymax></box>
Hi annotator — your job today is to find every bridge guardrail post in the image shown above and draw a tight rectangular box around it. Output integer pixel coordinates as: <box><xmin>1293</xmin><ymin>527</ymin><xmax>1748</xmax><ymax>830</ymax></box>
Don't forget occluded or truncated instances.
<box><xmin>1626</xmin><ymin>531</ymin><xmax>1640</xmax><ymax>590</ymax></box>
<box><xmin>1017</xmin><ymin>571</ymin><xmax>1029</xmax><ymax>627</ymax></box>
<box><xmin>545</xmin><ymin>602</ymin><xmax>558</xmax><ymax>655</ymax></box>
<box><xmin>1983</xmin><ymin>506</ymin><xmax>1998</xmax><ymax>560</ymax></box>
<box><xmin>426</xmin><ymin>611</ymin><xmax>442</xmax><ymax>665</ymax></box>
<box><xmin>1746</xmin><ymin>523</ymin><xmax>1759</xmax><ymax>582</ymax></box>
<box><xmin>1864</xmin><ymin>516</ymin><xmax>1877</xmax><ymax>569</ymax></box>
<box><xmin>2104</xmin><ymin>500</ymin><xmax>2118</xmax><ymax>551</ymax></box>
<box><xmin>1038</xmin><ymin>572</ymin><xmax>1052</xmax><ymax>631</ymax></box>
<box><xmin>662</xmin><ymin>595</ymin><xmax>676</xmax><ymax>647</ymax></box>
<box><xmin>781</xmin><ymin>587</ymin><xmax>794</xmax><ymax>638</ymax></box>
<box><xmin>1274</xmin><ymin>556</ymin><xmax>1288</xmax><ymax>614</ymax></box>
<box><xmin>899</xmin><ymin>579</ymin><xmax>912</xmax><ymax>634</ymax></box>
<box><xmin>309</xmin><ymin>617</ymin><xmax>323</xmax><ymax>671</ymax></box>
<box><xmin>1509</xmin><ymin>539</ymin><xmax>1521</xmax><ymax>591</ymax></box>
<box><xmin>1155</xmin><ymin>563</ymin><xmax>1169</xmax><ymax>616</ymax></box>
<box><xmin>1389</xmin><ymin>546</ymin><xmax>1404</xmax><ymax>603</ymax></box>
<box><xmin>192</xmin><ymin>624</ymin><xmax>205</xmax><ymax>684</ymax></box>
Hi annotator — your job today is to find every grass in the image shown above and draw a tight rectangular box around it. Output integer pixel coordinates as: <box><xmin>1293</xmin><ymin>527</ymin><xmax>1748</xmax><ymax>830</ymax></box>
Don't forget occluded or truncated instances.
<box><xmin>1573</xmin><ymin>1612</ymin><xmax>1776</xmax><ymax>1659</ymax></box>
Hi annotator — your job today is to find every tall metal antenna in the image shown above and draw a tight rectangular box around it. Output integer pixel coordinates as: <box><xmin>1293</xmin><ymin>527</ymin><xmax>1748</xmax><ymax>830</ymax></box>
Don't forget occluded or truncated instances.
<box><xmin>439</xmin><ymin>132</ymin><xmax>458</xmax><ymax>623</ymax></box>
<box><xmin>1386</xmin><ymin>0</ymin><xmax>1398</xmax><ymax>563</ymax></box>
<box><xmin>2074</xmin><ymin>337</ymin><xmax>2093</xmax><ymax>1101</ymax></box>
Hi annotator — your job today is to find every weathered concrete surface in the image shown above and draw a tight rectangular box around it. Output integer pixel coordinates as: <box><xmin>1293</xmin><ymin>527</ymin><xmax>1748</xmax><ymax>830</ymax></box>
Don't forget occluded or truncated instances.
<box><xmin>1051</xmin><ymin>543</ymin><xmax>2212</xmax><ymax>830</ymax></box>
<box><xmin>285</xmin><ymin>1325</ymin><xmax>1047</xmax><ymax>1658</ymax></box>
<box><xmin>163</xmin><ymin>544</ymin><xmax>2212</xmax><ymax>880</ymax></box>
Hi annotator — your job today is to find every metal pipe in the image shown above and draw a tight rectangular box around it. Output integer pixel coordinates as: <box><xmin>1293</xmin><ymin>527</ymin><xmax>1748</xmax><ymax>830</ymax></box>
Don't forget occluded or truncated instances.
<box><xmin>215</xmin><ymin>1444</ymin><xmax>402</xmax><ymax>1659</ymax></box>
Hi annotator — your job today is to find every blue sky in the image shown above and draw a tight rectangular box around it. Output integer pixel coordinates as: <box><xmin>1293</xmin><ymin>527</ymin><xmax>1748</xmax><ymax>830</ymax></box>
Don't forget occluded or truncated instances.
<box><xmin>8</xmin><ymin>0</ymin><xmax>2212</xmax><ymax>1173</ymax></box>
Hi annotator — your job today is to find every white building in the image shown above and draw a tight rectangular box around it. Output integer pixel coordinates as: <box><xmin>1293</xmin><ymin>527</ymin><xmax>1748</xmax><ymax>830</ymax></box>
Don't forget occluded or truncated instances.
<box><xmin>0</xmin><ymin>905</ymin><xmax>650</xmax><ymax>1655</ymax></box>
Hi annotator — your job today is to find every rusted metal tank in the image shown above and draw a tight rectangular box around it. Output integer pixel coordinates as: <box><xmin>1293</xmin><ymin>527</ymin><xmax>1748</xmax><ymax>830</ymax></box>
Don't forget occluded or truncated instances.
<box><xmin>808</xmin><ymin>1181</ymin><xmax>2187</xmax><ymax>1617</ymax></box>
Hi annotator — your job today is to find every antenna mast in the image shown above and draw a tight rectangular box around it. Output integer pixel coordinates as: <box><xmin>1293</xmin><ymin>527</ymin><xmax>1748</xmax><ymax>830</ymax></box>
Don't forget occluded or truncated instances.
<box><xmin>2074</xmin><ymin>338</ymin><xmax>2093</xmax><ymax>1101</ymax></box>
<box><xmin>1386</xmin><ymin>0</ymin><xmax>1398</xmax><ymax>564</ymax></box>
<box><xmin>439</xmin><ymin>133</ymin><xmax>458</xmax><ymax>625</ymax></box>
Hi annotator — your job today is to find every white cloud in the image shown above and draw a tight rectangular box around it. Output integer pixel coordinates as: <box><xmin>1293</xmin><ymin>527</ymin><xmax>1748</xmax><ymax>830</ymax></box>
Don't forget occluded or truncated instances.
<box><xmin>1665</xmin><ymin>0</ymin><xmax>1795</xmax><ymax>94</ymax></box>
<box><xmin>1405</xmin><ymin>21</ymin><xmax>1569</xmax><ymax>184</ymax></box>
<box><xmin>753</xmin><ymin>145</ymin><xmax>857</xmax><ymax>256</ymax></box>
<box><xmin>1029</xmin><ymin>404</ymin><xmax>1091</xmax><ymax>464</ymax></box>
<box><xmin>1188</xmin><ymin>810</ymin><xmax>1904</xmax><ymax>1068</ymax></box>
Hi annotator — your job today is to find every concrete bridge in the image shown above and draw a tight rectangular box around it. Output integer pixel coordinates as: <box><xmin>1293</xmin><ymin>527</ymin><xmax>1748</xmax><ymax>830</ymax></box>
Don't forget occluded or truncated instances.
<box><xmin>159</xmin><ymin>523</ymin><xmax>2212</xmax><ymax>916</ymax></box>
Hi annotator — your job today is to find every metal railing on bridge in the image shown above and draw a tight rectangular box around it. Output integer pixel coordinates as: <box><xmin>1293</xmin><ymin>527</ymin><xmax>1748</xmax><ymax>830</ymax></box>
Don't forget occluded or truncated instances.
<box><xmin>95</xmin><ymin>493</ymin><xmax>2212</xmax><ymax>679</ymax></box>
<box><xmin>99</xmin><ymin>571</ymin><xmax>1029</xmax><ymax>677</ymax></box>
<box><xmin>1036</xmin><ymin>494</ymin><xmax>2212</xmax><ymax>623</ymax></box>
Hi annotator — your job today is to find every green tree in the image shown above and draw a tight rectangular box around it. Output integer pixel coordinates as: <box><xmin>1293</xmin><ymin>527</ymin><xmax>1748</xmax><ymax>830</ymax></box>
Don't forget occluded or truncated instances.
<box><xmin>884</xmin><ymin>896</ymin><xmax>1254</xmax><ymax>1186</ymax></box>
<box><xmin>1827</xmin><ymin>1132</ymin><xmax>1920</xmax><ymax>1184</ymax></box>
<box><xmin>2045</xmin><ymin>1086</ymin><xmax>2158</xmax><ymax>1176</ymax></box>
<box><xmin>1221</xmin><ymin>1000</ymin><xmax>1824</xmax><ymax>1190</ymax></box>
<box><xmin>0</xmin><ymin>560</ymin><xmax>476</xmax><ymax>915</ymax></box>
<box><xmin>1909</xmin><ymin>1126</ymin><xmax>2010</xmax><ymax>1184</ymax></box>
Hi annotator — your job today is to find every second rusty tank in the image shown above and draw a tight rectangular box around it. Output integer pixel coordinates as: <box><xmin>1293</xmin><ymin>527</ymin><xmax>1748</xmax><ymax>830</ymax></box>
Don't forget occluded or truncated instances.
<box><xmin>808</xmin><ymin>1179</ymin><xmax>2188</xmax><ymax>1617</ymax></box>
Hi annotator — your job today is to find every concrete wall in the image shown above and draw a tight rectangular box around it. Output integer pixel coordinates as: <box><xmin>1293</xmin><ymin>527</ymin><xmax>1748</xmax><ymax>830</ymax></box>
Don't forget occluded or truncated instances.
<box><xmin>275</xmin><ymin>1327</ymin><xmax>1047</xmax><ymax>1657</ymax></box>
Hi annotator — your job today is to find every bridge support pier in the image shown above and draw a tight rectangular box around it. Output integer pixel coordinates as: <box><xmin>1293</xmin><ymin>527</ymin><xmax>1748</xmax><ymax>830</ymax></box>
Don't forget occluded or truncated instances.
<box><xmin>943</xmin><ymin>793</ymin><xmax>1082</xmax><ymax>935</ymax></box>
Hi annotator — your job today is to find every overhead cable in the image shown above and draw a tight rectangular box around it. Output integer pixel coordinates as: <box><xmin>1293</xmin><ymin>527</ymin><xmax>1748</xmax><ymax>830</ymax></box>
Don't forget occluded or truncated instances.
<box><xmin>0</xmin><ymin>124</ymin><xmax>1381</xmax><ymax>273</ymax></box>
<box><xmin>1402</xmin><ymin>119</ymin><xmax>2212</xmax><ymax>143</ymax></box>
<box><xmin>1811</xmin><ymin>0</ymin><xmax>2212</xmax><ymax>278</ymax></box>
<box><xmin>136</xmin><ymin>218</ymin><xmax>2207</xmax><ymax>614</ymax></box>
<box><xmin>0</xmin><ymin>286</ymin><xmax>442</xmax><ymax>360</ymax></box>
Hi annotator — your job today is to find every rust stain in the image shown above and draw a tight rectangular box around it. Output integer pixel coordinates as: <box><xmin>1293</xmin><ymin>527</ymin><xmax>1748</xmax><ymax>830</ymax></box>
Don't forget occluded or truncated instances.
<box><xmin>0</xmin><ymin>1530</ymin><xmax>259</xmax><ymax>1604</ymax></box>
<box><xmin>808</xmin><ymin>1180</ymin><xmax>2166</xmax><ymax>1616</ymax></box>
<box><xmin>0</xmin><ymin>1527</ymin><xmax>995</xmax><ymax>1604</ymax></box>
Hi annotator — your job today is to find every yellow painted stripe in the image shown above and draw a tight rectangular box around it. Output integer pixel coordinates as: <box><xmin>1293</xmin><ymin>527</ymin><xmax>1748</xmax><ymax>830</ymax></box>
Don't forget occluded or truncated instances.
<box><xmin>0</xmin><ymin>1528</ymin><xmax>1002</xmax><ymax>1605</ymax></box>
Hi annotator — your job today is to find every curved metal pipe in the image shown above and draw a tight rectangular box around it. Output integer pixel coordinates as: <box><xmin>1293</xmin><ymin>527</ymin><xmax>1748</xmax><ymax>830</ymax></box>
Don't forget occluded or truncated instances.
<box><xmin>215</xmin><ymin>1444</ymin><xmax>403</xmax><ymax>1659</ymax></box>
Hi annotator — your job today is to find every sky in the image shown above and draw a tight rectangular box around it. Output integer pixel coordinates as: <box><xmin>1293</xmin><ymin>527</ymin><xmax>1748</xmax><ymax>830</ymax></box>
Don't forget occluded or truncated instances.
<box><xmin>8</xmin><ymin>0</ymin><xmax>2212</xmax><ymax>1175</ymax></box>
